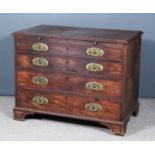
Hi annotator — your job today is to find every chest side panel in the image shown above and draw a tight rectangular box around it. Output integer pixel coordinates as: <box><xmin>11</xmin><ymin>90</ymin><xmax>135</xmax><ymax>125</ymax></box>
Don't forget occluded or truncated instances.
<box><xmin>121</xmin><ymin>35</ymin><xmax>142</xmax><ymax>120</ymax></box>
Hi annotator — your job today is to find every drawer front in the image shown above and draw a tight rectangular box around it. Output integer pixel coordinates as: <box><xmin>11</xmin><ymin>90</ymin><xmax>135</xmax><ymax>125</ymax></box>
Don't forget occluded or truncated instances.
<box><xmin>15</xmin><ymin>37</ymin><xmax>124</xmax><ymax>61</ymax></box>
<box><xmin>16</xmin><ymin>89</ymin><xmax>121</xmax><ymax>121</ymax></box>
<box><xmin>16</xmin><ymin>54</ymin><xmax>123</xmax><ymax>78</ymax></box>
<box><xmin>16</xmin><ymin>70</ymin><xmax>122</xmax><ymax>99</ymax></box>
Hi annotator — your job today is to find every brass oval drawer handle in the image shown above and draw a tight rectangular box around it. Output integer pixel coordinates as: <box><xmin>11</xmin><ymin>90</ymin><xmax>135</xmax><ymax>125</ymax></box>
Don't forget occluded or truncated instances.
<box><xmin>32</xmin><ymin>96</ymin><xmax>48</xmax><ymax>105</ymax></box>
<box><xmin>32</xmin><ymin>76</ymin><xmax>48</xmax><ymax>85</ymax></box>
<box><xmin>32</xmin><ymin>57</ymin><xmax>48</xmax><ymax>67</ymax></box>
<box><xmin>86</xmin><ymin>82</ymin><xmax>103</xmax><ymax>91</ymax></box>
<box><xmin>86</xmin><ymin>47</ymin><xmax>104</xmax><ymax>57</ymax></box>
<box><xmin>85</xmin><ymin>103</ymin><xmax>102</xmax><ymax>112</ymax></box>
<box><xmin>86</xmin><ymin>63</ymin><xmax>103</xmax><ymax>72</ymax></box>
<box><xmin>32</xmin><ymin>43</ymin><xmax>48</xmax><ymax>52</ymax></box>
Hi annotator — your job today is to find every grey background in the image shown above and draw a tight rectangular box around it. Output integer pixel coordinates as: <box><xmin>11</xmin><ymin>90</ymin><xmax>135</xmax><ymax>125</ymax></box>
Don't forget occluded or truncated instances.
<box><xmin>0</xmin><ymin>13</ymin><xmax>154</xmax><ymax>97</ymax></box>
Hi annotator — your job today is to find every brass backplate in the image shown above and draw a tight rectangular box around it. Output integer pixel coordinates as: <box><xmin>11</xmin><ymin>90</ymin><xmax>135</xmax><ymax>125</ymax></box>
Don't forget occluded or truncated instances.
<box><xmin>32</xmin><ymin>76</ymin><xmax>48</xmax><ymax>85</ymax></box>
<box><xmin>86</xmin><ymin>63</ymin><xmax>103</xmax><ymax>72</ymax></box>
<box><xmin>86</xmin><ymin>82</ymin><xmax>103</xmax><ymax>91</ymax></box>
<box><xmin>32</xmin><ymin>43</ymin><xmax>48</xmax><ymax>52</ymax></box>
<box><xmin>85</xmin><ymin>103</ymin><xmax>102</xmax><ymax>112</ymax></box>
<box><xmin>32</xmin><ymin>96</ymin><xmax>48</xmax><ymax>105</ymax></box>
<box><xmin>32</xmin><ymin>57</ymin><xmax>48</xmax><ymax>67</ymax></box>
<box><xmin>86</xmin><ymin>47</ymin><xmax>104</xmax><ymax>57</ymax></box>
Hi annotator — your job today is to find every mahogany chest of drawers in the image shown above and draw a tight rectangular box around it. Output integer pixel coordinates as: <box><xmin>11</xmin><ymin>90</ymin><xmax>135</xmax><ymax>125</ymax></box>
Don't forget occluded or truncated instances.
<box><xmin>13</xmin><ymin>25</ymin><xmax>143</xmax><ymax>135</ymax></box>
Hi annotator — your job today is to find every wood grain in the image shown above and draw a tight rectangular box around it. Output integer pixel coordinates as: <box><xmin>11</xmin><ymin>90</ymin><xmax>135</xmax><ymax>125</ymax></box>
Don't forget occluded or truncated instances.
<box><xmin>13</xmin><ymin>25</ymin><xmax>143</xmax><ymax>135</ymax></box>
<box><xmin>16</xmin><ymin>54</ymin><xmax>123</xmax><ymax>78</ymax></box>
<box><xmin>13</xmin><ymin>25</ymin><xmax>143</xmax><ymax>44</ymax></box>
<box><xmin>15</xmin><ymin>37</ymin><xmax>124</xmax><ymax>61</ymax></box>
<box><xmin>16</xmin><ymin>70</ymin><xmax>122</xmax><ymax>99</ymax></box>
<box><xmin>16</xmin><ymin>89</ymin><xmax>121</xmax><ymax>121</ymax></box>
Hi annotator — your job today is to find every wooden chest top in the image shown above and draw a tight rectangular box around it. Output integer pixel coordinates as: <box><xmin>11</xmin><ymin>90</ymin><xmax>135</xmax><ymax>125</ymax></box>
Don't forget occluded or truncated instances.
<box><xmin>13</xmin><ymin>25</ymin><xmax>142</xmax><ymax>44</ymax></box>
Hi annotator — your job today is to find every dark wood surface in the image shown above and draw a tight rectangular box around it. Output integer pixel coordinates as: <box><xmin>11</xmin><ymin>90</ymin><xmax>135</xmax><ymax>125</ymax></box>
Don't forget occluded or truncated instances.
<box><xmin>15</xmin><ymin>37</ymin><xmax>124</xmax><ymax>61</ymax></box>
<box><xmin>16</xmin><ymin>70</ymin><xmax>122</xmax><ymax>99</ymax></box>
<box><xmin>13</xmin><ymin>25</ymin><xmax>143</xmax><ymax>43</ymax></box>
<box><xmin>16</xmin><ymin>89</ymin><xmax>121</xmax><ymax>121</ymax></box>
<box><xmin>13</xmin><ymin>25</ymin><xmax>143</xmax><ymax>136</ymax></box>
<box><xmin>121</xmin><ymin>35</ymin><xmax>142</xmax><ymax>120</ymax></box>
<box><xmin>16</xmin><ymin>54</ymin><xmax>123</xmax><ymax>78</ymax></box>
